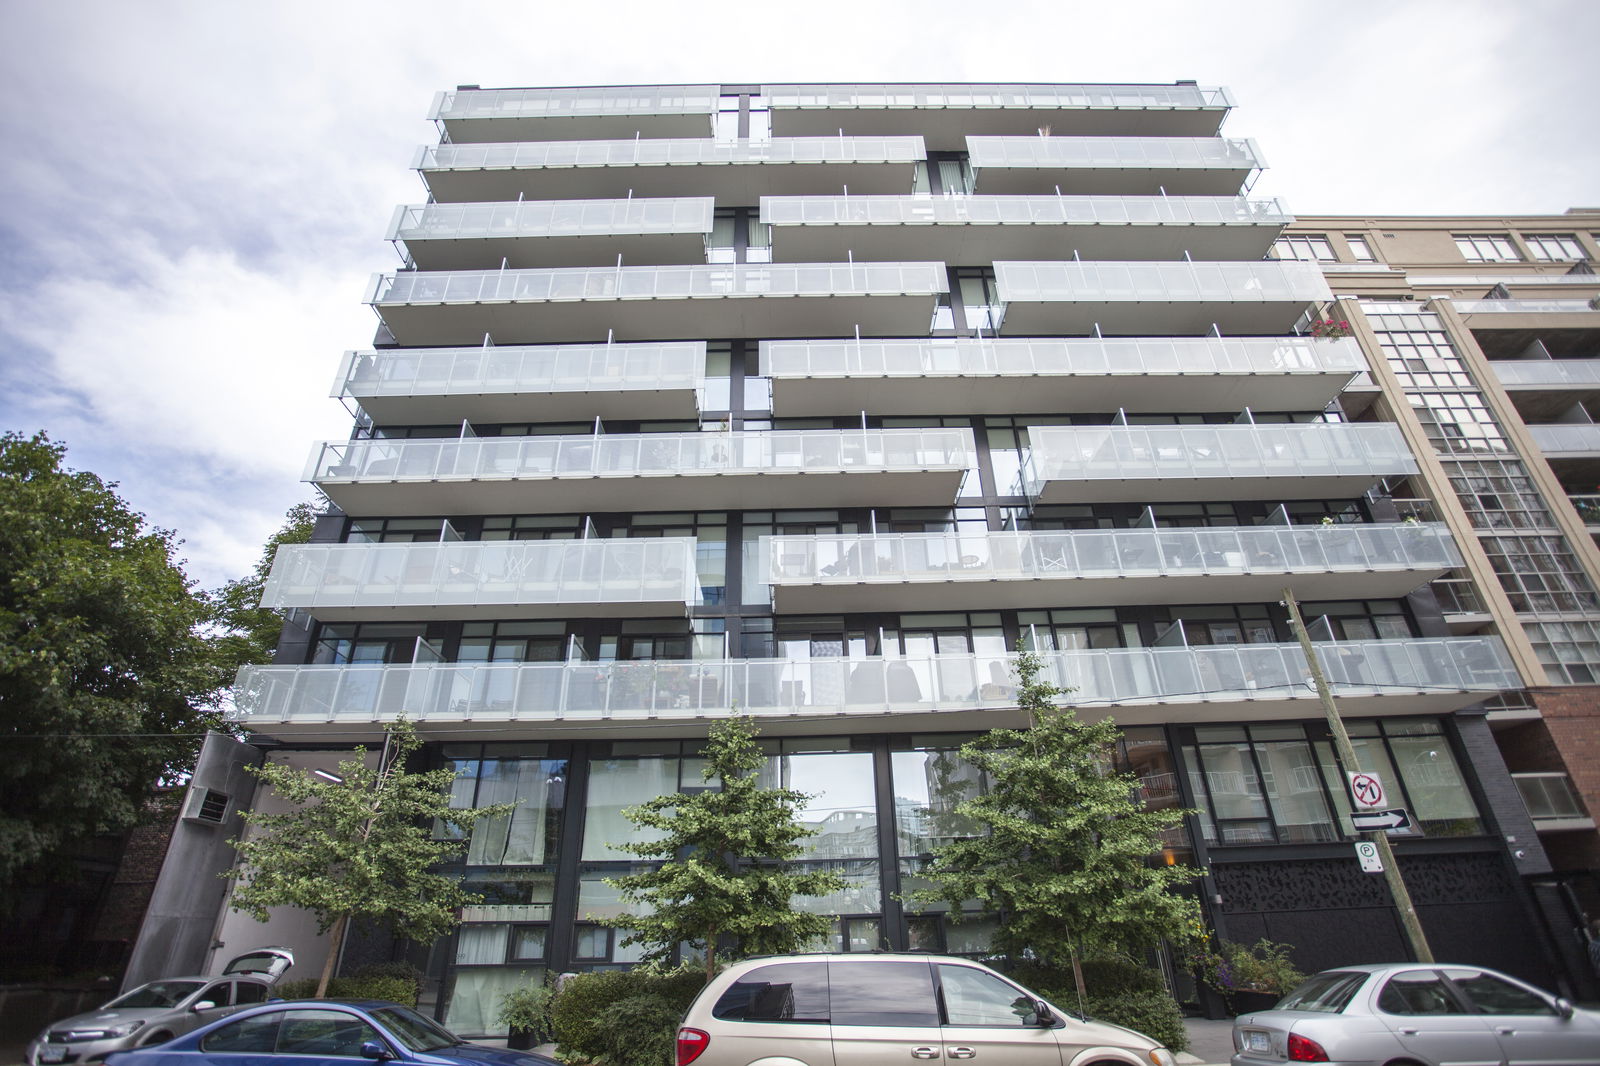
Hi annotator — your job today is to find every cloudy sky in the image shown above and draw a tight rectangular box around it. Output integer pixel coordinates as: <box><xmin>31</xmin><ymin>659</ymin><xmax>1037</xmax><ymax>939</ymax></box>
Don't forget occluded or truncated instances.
<box><xmin>1</xmin><ymin>0</ymin><xmax>1596</xmax><ymax>588</ymax></box>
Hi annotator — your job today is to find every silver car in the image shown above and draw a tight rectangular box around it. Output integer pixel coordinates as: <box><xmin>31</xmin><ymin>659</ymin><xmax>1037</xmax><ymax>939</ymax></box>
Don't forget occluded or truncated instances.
<box><xmin>26</xmin><ymin>947</ymin><xmax>294</xmax><ymax>1065</ymax></box>
<box><xmin>1231</xmin><ymin>962</ymin><xmax>1600</xmax><ymax>1066</ymax></box>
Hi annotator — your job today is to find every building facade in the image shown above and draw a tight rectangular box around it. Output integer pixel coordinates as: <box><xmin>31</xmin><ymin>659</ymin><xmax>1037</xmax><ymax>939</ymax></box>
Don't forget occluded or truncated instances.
<box><xmin>132</xmin><ymin>84</ymin><xmax>1591</xmax><ymax>1034</ymax></box>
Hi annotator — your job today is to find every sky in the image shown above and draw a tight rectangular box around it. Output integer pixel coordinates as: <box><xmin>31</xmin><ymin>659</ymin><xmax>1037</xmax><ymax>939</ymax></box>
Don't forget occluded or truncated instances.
<box><xmin>1</xmin><ymin>0</ymin><xmax>1596</xmax><ymax>588</ymax></box>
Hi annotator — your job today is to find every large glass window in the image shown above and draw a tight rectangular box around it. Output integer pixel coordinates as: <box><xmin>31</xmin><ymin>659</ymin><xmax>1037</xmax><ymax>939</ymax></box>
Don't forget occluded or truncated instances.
<box><xmin>1272</xmin><ymin>235</ymin><xmax>1337</xmax><ymax>262</ymax></box>
<box><xmin>760</xmin><ymin>739</ymin><xmax>877</xmax><ymax>859</ymax></box>
<box><xmin>443</xmin><ymin>744</ymin><xmax>567</xmax><ymax>866</ymax></box>
<box><xmin>581</xmin><ymin>751</ymin><xmax>685</xmax><ymax>860</ymax></box>
<box><xmin>1522</xmin><ymin>234</ymin><xmax>1585</xmax><ymax>261</ymax></box>
<box><xmin>891</xmin><ymin>741</ymin><xmax>985</xmax><ymax>857</ymax></box>
<box><xmin>1454</xmin><ymin>234</ymin><xmax>1521</xmax><ymax>262</ymax></box>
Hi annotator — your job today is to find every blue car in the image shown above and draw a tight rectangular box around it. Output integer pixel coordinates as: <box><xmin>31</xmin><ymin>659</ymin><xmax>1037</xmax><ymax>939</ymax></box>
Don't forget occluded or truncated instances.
<box><xmin>103</xmin><ymin>1000</ymin><xmax>556</xmax><ymax>1066</ymax></box>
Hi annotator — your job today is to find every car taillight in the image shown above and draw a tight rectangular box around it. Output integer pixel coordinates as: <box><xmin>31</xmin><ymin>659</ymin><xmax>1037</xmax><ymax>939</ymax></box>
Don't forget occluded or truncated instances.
<box><xmin>1286</xmin><ymin>1033</ymin><xmax>1328</xmax><ymax>1063</ymax></box>
<box><xmin>676</xmin><ymin>1027</ymin><xmax>710</xmax><ymax>1066</ymax></box>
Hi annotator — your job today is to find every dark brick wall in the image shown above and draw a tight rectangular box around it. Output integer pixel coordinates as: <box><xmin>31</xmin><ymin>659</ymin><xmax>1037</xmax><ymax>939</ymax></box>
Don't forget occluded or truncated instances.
<box><xmin>92</xmin><ymin>791</ymin><xmax>184</xmax><ymax>945</ymax></box>
<box><xmin>1454</xmin><ymin>714</ymin><xmax>1551</xmax><ymax>874</ymax></box>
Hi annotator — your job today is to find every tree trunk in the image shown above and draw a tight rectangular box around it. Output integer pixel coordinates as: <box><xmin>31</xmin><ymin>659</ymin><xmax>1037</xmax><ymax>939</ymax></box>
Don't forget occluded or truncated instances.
<box><xmin>316</xmin><ymin>913</ymin><xmax>350</xmax><ymax>998</ymax></box>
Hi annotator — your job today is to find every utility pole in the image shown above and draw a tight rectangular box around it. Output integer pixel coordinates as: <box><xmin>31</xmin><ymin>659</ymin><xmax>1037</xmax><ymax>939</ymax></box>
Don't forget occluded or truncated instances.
<box><xmin>1282</xmin><ymin>586</ymin><xmax>1434</xmax><ymax>963</ymax></box>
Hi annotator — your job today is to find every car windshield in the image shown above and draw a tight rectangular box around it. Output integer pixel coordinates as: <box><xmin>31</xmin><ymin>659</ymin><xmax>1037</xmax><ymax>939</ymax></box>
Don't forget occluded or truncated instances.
<box><xmin>1274</xmin><ymin>972</ymin><xmax>1367</xmax><ymax>1013</ymax></box>
<box><xmin>372</xmin><ymin>1006</ymin><xmax>460</xmax><ymax>1052</ymax></box>
<box><xmin>104</xmin><ymin>981</ymin><xmax>205</xmax><ymax>1010</ymax></box>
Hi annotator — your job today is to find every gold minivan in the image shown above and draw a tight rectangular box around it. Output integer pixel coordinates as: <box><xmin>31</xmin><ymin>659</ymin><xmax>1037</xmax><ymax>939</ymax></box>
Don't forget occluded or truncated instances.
<box><xmin>677</xmin><ymin>954</ymin><xmax>1176</xmax><ymax>1066</ymax></box>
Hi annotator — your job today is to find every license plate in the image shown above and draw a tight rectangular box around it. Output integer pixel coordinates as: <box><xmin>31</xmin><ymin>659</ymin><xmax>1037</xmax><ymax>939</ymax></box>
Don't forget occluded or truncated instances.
<box><xmin>40</xmin><ymin>1046</ymin><xmax>67</xmax><ymax>1063</ymax></box>
<box><xmin>1246</xmin><ymin>1030</ymin><xmax>1271</xmax><ymax>1053</ymax></box>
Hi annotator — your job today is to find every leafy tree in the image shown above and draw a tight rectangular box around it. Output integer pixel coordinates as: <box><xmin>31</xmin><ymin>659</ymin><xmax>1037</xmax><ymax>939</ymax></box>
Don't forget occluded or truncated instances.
<box><xmin>209</xmin><ymin>500</ymin><xmax>317</xmax><ymax>666</ymax></box>
<box><xmin>604</xmin><ymin>716</ymin><xmax>847</xmax><ymax>978</ymax></box>
<box><xmin>0</xmin><ymin>431</ymin><xmax>233</xmax><ymax>897</ymax></box>
<box><xmin>906</xmin><ymin>648</ymin><xmax>1202</xmax><ymax>999</ymax></box>
<box><xmin>227</xmin><ymin>718</ymin><xmax>512</xmax><ymax>996</ymax></box>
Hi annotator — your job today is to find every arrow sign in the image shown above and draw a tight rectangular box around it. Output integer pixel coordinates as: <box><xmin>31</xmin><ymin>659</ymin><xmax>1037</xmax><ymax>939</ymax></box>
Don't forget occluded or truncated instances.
<box><xmin>1351</xmin><ymin>808</ymin><xmax>1412</xmax><ymax>832</ymax></box>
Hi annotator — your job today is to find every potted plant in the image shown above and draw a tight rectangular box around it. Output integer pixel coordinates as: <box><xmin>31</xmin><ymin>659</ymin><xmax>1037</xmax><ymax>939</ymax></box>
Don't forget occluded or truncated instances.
<box><xmin>1219</xmin><ymin>939</ymin><xmax>1305</xmax><ymax>1014</ymax></box>
<box><xmin>498</xmin><ymin>980</ymin><xmax>555</xmax><ymax>1050</ymax></box>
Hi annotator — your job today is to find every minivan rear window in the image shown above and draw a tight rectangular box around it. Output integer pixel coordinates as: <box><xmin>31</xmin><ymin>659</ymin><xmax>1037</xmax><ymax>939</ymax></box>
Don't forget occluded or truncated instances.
<box><xmin>713</xmin><ymin>963</ymin><xmax>829</xmax><ymax>1023</ymax></box>
<box><xmin>829</xmin><ymin>961</ymin><xmax>939</xmax><ymax>1027</ymax></box>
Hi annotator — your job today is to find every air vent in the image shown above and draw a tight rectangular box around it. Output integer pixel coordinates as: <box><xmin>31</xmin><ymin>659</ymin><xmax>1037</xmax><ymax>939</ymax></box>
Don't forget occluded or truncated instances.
<box><xmin>184</xmin><ymin>788</ymin><xmax>230</xmax><ymax>825</ymax></box>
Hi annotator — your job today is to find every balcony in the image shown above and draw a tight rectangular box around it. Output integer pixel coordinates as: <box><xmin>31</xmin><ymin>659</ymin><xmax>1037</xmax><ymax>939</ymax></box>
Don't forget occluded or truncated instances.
<box><xmin>992</xmin><ymin>260</ymin><xmax>1331</xmax><ymax>336</ymax></box>
<box><xmin>1513</xmin><ymin>772</ymin><xmax>1594</xmax><ymax>831</ymax></box>
<box><xmin>1490</xmin><ymin>359</ymin><xmax>1600</xmax><ymax>421</ymax></box>
<box><xmin>761</xmin><ymin>195</ymin><xmax>1290</xmax><ymax>263</ymax></box>
<box><xmin>429</xmin><ymin>85</ymin><xmax>718</xmax><ymax>143</ymax></box>
<box><xmin>764</xmin><ymin>83</ymin><xmax>1235</xmax><ymax>149</ymax></box>
<box><xmin>367</xmin><ymin>262</ymin><xmax>949</xmax><ymax>346</ymax></box>
<box><xmin>1528</xmin><ymin>423</ymin><xmax>1600</xmax><ymax>458</ymax></box>
<box><xmin>1453</xmin><ymin>298</ymin><xmax>1600</xmax><ymax>334</ymax></box>
<box><xmin>1023</xmin><ymin>422</ymin><xmax>1418</xmax><ymax>503</ymax></box>
<box><xmin>1567</xmin><ymin>494</ymin><xmax>1600</xmax><ymax>527</ymax></box>
<box><xmin>229</xmin><ymin>635</ymin><xmax>1517</xmax><ymax>741</ymax></box>
<box><xmin>760</xmin><ymin>524</ymin><xmax>1458</xmax><ymax>613</ymax></box>
<box><xmin>967</xmin><ymin>136</ymin><xmax>1263</xmax><ymax>196</ymax></box>
<box><xmin>309</xmin><ymin>427</ymin><xmax>976</xmax><ymax>515</ymax></box>
<box><xmin>386</xmin><ymin>199</ymin><xmax>715</xmax><ymax>269</ymax></box>
<box><xmin>760</xmin><ymin>336</ymin><xmax>1362</xmax><ymax>417</ymax></box>
<box><xmin>415</xmin><ymin>137</ymin><xmax>927</xmax><ymax>203</ymax></box>
<box><xmin>261</xmin><ymin>539</ymin><xmax>701</xmax><ymax>621</ymax></box>
<box><xmin>335</xmin><ymin>341</ymin><xmax>705</xmax><ymax>424</ymax></box>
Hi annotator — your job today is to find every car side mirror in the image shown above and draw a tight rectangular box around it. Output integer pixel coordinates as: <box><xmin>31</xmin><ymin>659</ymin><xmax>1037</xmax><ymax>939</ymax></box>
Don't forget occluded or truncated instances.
<box><xmin>1033</xmin><ymin>1000</ymin><xmax>1056</xmax><ymax>1027</ymax></box>
<box><xmin>360</xmin><ymin>1041</ymin><xmax>392</xmax><ymax>1061</ymax></box>
<box><xmin>1554</xmin><ymin>997</ymin><xmax>1575</xmax><ymax>1019</ymax></box>
<box><xmin>191</xmin><ymin>1001</ymin><xmax>217</xmax><ymax>1012</ymax></box>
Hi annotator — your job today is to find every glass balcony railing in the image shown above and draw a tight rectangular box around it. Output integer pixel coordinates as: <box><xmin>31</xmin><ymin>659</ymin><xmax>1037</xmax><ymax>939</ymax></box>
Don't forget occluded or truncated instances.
<box><xmin>1023</xmin><ymin>423</ymin><xmax>1418</xmax><ymax>495</ymax></box>
<box><xmin>416</xmin><ymin>136</ymin><xmax>928</xmax><ymax>171</ymax></box>
<box><xmin>1491</xmin><ymin>360</ymin><xmax>1600</xmax><ymax>388</ymax></box>
<box><xmin>760</xmin><ymin>336</ymin><xmax>1362</xmax><ymax>379</ymax></box>
<box><xmin>336</xmin><ymin>342</ymin><xmax>705</xmax><ymax>401</ymax></box>
<box><xmin>1513</xmin><ymin>772</ymin><xmax>1590</xmax><ymax>821</ymax></box>
<box><xmin>368</xmin><ymin>262</ymin><xmax>949</xmax><ymax>305</ymax></box>
<box><xmin>309</xmin><ymin>428</ymin><xmax>977</xmax><ymax>485</ymax></box>
<box><xmin>1454</xmin><ymin>299</ymin><xmax>1600</xmax><ymax>314</ymax></box>
<box><xmin>1528</xmin><ymin>424</ymin><xmax>1600</xmax><ymax>454</ymax></box>
<box><xmin>760</xmin><ymin>524</ymin><xmax>1459</xmax><ymax>586</ymax></box>
<box><xmin>1567</xmin><ymin>494</ymin><xmax>1600</xmax><ymax>525</ymax></box>
<box><xmin>262</xmin><ymin>539</ymin><xmax>702</xmax><ymax>614</ymax></box>
<box><xmin>230</xmin><ymin>636</ymin><xmax>1516</xmax><ymax>727</ymax></box>
<box><xmin>387</xmin><ymin>199</ymin><xmax>715</xmax><ymax>242</ymax></box>
<box><xmin>1430</xmin><ymin>578</ymin><xmax>1489</xmax><ymax>616</ymax></box>
<box><xmin>760</xmin><ymin>194</ymin><xmax>1290</xmax><ymax>228</ymax></box>
<box><xmin>967</xmin><ymin>135</ymin><xmax>1262</xmax><ymax>172</ymax></box>
<box><xmin>763</xmin><ymin>83</ymin><xmax>1234</xmax><ymax>111</ymax></box>
<box><xmin>994</xmin><ymin>260</ymin><xmax>1331</xmax><ymax>305</ymax></box>
<box><xmin>431</xmin><ymin>85</ymin><xmax>720</xmax><ymax>122</ymax></box>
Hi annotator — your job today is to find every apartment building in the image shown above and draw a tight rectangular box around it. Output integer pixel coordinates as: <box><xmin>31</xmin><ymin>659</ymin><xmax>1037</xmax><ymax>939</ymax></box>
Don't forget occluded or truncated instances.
<box><xmin>1273</xmin><ymin>211</ymin><xmax>1600</xmax><ymax>978</ymax></box>
<box><xmin>129</xmin><ymin>84</ymin><xmax>1586</xmax><ymax>1033</ymax></box>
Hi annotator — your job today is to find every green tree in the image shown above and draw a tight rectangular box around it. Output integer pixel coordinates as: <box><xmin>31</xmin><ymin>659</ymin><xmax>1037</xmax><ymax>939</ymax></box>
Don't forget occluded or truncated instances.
<box><xmin>227</xmin><ymin>718</ymin><xmax>511</xmax><ymax>996</ymax></box>
<box><xmin>0</xmin><ymin>431</ymin><xmax>233</xmax><ymax>897</ymax></box>
<box><xmin>209</xmin><ymin>501</ymin><xmax>317</xmax><ymax>666</ymax></box>
<box><xmin>604</xmin><ymin>716</ymin><xmax>847</xmax><ymax>978</ymax></box>
<box><xmin>906</xmin><ymin>648</ymin><xmax>1202</xmax><ymax>998</ymax></box>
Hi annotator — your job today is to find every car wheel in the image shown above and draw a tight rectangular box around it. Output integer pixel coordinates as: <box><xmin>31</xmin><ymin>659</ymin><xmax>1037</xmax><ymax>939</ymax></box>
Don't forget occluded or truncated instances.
<box><xmin>140</xmin><ymin>1032</ymin><xmax>173</xmax><ymax>1047</ymax></box>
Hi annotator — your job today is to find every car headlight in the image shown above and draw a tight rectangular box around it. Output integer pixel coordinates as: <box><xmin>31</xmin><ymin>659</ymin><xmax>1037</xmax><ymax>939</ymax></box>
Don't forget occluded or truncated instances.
<box><xmin>102</xmin><ymin>1021</ymin><xmax>147</xmax><ymax>1039</ymax></box>
<box><xmin>1146</xmin><ymin>1050</ymin><xmax>1176</xmax><ymax>1066</ymax></box>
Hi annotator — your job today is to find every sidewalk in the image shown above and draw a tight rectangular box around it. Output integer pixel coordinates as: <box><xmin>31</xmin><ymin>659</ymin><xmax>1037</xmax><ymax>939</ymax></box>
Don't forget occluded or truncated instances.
<box><xmin>1178</xmin><ymin>1016</ymin><xmax>1234</xmax><ymax>1065</ymax></box>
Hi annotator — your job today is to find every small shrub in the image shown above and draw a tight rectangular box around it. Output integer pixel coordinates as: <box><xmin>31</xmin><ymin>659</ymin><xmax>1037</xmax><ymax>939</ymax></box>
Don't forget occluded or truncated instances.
<box><xmin>1219</xmin><ymin>939</ymin><xmax>1304</xmax><ymax>995</ymax></box>
<box><xmin>595</xmin><ymin>994</ymin><xmax>680</xmax><ymax>1066</ymax></box>
<box><xmin>1083</xmin><ymin>990</ymin><xmax>1188</xmax><ymax>1054</ymax></box>
<box><xmin>550</xmin><ymin>966</ymin><xmax>705</xmax><ymax>1064</ymax></box>
<box><xmin>498</xmin><ymin>979</ymin><xmax>556</xmax><ymax>1042</ymax></box>
<box><xmin>275</xmin><ymin>963</ymin><xmax>421</xmax><ymax>1007</ymax></box>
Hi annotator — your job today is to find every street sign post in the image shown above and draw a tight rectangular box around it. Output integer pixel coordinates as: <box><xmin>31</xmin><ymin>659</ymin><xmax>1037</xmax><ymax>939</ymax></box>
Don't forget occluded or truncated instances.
<box><xmin>1355</xmin><ymin>841</ymin><xmax>1383</xmax><ymax>873</ymax></box>
<box><xmin>1350</xmin><ymin>808</ymin><xmax>1413</xmax><ymax>832</ymax></box>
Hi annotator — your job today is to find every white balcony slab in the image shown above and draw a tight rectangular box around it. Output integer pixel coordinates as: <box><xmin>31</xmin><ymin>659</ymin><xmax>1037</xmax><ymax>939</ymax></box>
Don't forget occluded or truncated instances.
<box><xmin>309</xmin><ymin>428</ymin><xmax>976</xmax><ymax>515</ymax></box>
<box><xmin>367</xmin><ymin>262</ymin><xmax>949</xmax><ymax>345</ymax></box>
<box><xmin>387</xmin><ymin>198</ymin><xmax>715</xmax><ymax>269</ymax></box>
<box><xmin>993</xmin><ymin>260</ymin><xmax>1330</xmax><ymax>336</ymax></box>
<box><xmin>765</xmin><ymin>83</ymin><xmax>1234</xmax><ymax>148</ymax></box>
<box><xmin>1023</xmin><ymin>422</ymin><xmax>1418</xmax><ymax>503</ymax></box>
<box><xmin>760</xmin><ymin>336</ymin><xmax>1363</xmax><ymax>416</ymax></box>
<box><xmin>967</xmin><ymin>136</ymin><xmax>1263</xmax><ymax>195</ymax></box>
<box><xmin>762</xmin><ymin>194</ymin><xmax>1288</xmax><ymax>263</ymax></box>
<box><xmin>335</xmin><ymin>341</ymin><xmax>705</xmax><ymax>424</ymax></box>
<box><xmin>430</xmin><ymin>85</ymin><xmax>718</xmax><ymax>143</ymax></box>
<box><xmin>262</xmin><ymin>538</ymin><xmax>701</xmax><ymax>621</ymax></box>
<box><xmin>760</xmin><ymin>524</ymin><xmax>1459</xmax><ymax>613</ymax></box>
<box><xmin>1528</xmin><ymin>423</ymin><xmax>1600</xmax><ymax>458</ymax></box>
<box><xmin>229</xmin><ymin>636</ymin><xmax>1517</xmax><ymax>741</ymax></box>
<box><xmin>416</xmin><ymin>137</ymin><xmax>927</xmax><ymax>203</ymax></box>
